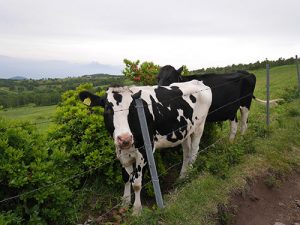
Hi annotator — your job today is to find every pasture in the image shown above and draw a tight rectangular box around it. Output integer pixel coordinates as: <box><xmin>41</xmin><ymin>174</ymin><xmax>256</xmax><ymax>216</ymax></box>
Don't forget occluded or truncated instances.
<box><xmin>127</xmin><ymin>64</ymin><xmax>300</xmax><ymax>225</ymax></box>
<box><xmin>0</xmin><ymin>63</ymin><xmax>299</xmax><ymax>224</ymax></box>
<box><xmin>0</xmin><ymin>105</ymin><xmax>56</xmax><ymax>132</ymax></box>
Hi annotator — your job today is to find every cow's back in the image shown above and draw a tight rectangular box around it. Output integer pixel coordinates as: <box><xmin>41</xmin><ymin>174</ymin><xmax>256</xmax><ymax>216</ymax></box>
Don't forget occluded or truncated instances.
<box><xmin>144</xmin><ymin>81</ymin><xmax>212</xmax><ymax>148</ymax></box>
<box><xmin>181</xmin><ymin>71</ymin><xmax>256</xmax><ymax>122</ymax></box>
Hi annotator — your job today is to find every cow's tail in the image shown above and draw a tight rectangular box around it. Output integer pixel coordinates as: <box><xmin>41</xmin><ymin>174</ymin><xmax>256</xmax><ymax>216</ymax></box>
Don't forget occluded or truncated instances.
<box><xmin>252</xmin><ymin>95</ymin><xmax>284</xmax><ymax>106</ymax></box>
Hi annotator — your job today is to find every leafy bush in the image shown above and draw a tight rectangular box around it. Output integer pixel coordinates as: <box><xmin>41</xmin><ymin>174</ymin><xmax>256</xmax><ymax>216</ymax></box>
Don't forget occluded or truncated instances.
<box><xmin>47</xmin><ymin>83</ymin><xmax>122</xmax><ymax>186</ymax></box>
<box><xmin>0</xmin><ymin>117</ymin><xmax>77</xmax><ymax>224</ymax></box>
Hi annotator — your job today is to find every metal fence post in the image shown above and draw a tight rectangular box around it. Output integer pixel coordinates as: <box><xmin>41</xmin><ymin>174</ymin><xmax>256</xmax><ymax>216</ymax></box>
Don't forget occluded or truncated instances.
<box><xmin>296</xmin><ymin>55</ymin><xmax>300</xmax><ymax>92</ymax></box>
<box><xmin>266</xmin><ymin>63</ymin><xmax>270</xmax><ymax>127</ymax></box>
<box><xmin>135</xmin><ymin>98</ymin><xmax>164</xmax><ymax>209</ymax></box>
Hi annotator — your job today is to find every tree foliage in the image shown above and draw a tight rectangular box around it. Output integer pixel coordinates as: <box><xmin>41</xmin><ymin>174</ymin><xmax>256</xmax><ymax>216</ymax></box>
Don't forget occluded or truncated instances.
<box><xmin>122</xmin><ymin>59</ymin><xmax>160</xmax><ymax>85</ymax></box>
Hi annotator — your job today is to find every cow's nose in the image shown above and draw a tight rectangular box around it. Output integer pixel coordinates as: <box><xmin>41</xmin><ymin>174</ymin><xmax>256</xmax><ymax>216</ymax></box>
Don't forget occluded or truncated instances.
<box><xmin>117</xmin><ymin>133</ymin><xmax>133</xmax><ymax>148</ymax></box>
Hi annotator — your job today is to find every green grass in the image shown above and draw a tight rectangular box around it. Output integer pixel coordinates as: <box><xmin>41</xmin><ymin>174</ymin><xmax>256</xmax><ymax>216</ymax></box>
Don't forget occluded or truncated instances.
<box><xmin>130</xmin><ymin>97</ymin><xmax>300</xmax><ymax>225</ymax></box>
<box><xmin>0</xmin><ymin>105</ymin><xmax>56</xmax><ymax>133</ymax></box>
<box><xmin>127</xmin><ymin>64</ymin><xmax>300</xmax><ymax>225</ymax></box>
<box><xmin>251</xmin><ymin>64</ymin><xmax>298</xmax><ymax>98</ymax></box>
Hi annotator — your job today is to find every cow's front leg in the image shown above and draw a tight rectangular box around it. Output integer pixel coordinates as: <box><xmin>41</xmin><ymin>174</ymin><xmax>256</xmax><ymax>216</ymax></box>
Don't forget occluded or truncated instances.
<box><xmin>122</xmin><ymin>166</ymin><xmax>133</xmax><ymax>207</ymax></box>
<box><xmin>131</xmin><ymin>151</ymin><xmax>145</xmax><ymax>215</ymax></box>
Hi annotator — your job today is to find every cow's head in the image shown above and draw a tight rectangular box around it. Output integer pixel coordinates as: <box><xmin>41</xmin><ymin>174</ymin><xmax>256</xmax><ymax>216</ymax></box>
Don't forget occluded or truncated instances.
<box><xmin>157</xmin><ymin>65</ymin><xmax>184</xmax><ymax>86</ymax></box>
<box><xmin>79</xmin><ymin>88</ymin><xmax>136</xmax><ymax>151</ymax></box>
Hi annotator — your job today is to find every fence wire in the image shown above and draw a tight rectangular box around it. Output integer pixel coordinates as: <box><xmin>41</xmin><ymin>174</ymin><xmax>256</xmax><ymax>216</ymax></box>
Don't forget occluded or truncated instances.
<box><xmin>0</xmin><ymin>74</ymin><xmax>260</xmax><ymax>220</ymax></box>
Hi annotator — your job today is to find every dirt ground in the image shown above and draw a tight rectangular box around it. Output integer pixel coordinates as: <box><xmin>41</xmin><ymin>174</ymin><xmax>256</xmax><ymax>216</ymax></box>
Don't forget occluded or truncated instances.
<box><xmin>230</xmin><ymin>171</ymin><xmax>300</xmax><ymax>225</ymax></box>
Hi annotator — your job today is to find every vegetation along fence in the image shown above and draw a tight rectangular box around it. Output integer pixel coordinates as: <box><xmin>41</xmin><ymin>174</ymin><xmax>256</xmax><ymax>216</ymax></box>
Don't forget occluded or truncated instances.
<box><xmin>0</xmin><ymin>56</ymin><xmax>299</xmax><ymax>224</ymax></box>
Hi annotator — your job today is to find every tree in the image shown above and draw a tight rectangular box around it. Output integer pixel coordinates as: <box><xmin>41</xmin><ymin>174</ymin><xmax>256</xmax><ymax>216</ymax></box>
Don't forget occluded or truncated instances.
<box><xmin>122</xmin><ymin>59</ymin><xmax>160</xmax><ymax>85</ymax></box>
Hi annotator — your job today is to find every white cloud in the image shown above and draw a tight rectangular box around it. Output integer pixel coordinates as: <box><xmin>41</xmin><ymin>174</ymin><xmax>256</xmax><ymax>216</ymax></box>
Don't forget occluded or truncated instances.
<box><xmin>0</xmin><ymin>0</ymin><xmax>299</xmax><ymax>77</ymax></box>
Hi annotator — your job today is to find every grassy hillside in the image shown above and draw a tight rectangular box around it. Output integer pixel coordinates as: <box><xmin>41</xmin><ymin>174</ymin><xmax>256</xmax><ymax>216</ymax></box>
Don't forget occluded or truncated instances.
<box><xmin>127</xmin><ymin>64</ymin><xmax>300</xmax><ymax>224</ymax></box>
<box><xmin>0</xmin><ymin>63</ymin><xmax>299</xmax><ymax>224</ymax></box>
<box><xmin>0</xmin><ymin>74</ymin><xmax>129</xmax><ymax>108</ymax></box>
<box><xmin>0</xmin><ymin>105</ymin><xmax>56</xmax><ymax>132</ymax></box>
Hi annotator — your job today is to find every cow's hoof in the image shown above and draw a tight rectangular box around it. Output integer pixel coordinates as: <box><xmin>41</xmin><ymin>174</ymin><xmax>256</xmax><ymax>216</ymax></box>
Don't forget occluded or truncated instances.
<box><xmin>132</xmin><ymin>206</ymin><xmax>142</xmax><ymax>216</ymax></box>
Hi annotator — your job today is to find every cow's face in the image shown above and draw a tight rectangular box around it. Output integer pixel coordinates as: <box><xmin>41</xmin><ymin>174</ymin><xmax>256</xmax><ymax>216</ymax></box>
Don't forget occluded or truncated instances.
<box><xmin>79</xmin><ymin>89</ymin><xmax>135</xmax><ymax>150</ymax></box>
<box><xmin>105</xmin><ymin>87</ymin><xmax>135</xmax><ymax>150</ymax></box>
<box><xmin>157</xmin><ymin>65</ymin><xmax>183</xmax><ymax>86</ymax></box>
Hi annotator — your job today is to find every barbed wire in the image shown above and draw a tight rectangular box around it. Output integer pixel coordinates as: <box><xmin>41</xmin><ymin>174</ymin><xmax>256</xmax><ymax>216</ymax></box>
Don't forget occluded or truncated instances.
<box><xmin>94</xmin><ymin>134</ymin><xmax>227</xmax><ymax>222</ymax></box>
<box><xmin>0</xmin><ymin>118</ymin><xmax>55</xmax><ymax>131</ymax></box>
<box><xmin>0</xmin><ymin>159</ymin><xmax>118</xmax><ymax>204</ymax></box>
<box><xmin>0</xmin><ymin>91</ymin><xmax>256</xmax><ymax>205</ymax></box>
<box><xmin>0</xmin><ymin>74</ymin><xmax>257</xmax><ymax>131</ymax></box>
<box><xmin>110</xmin><ymin>73</ymin><xmax>256</xmax><ymax>113</ymax></box>
<box><xmin>0</xmin><ymin>75</ymin><xmax>262</xmax><ymax>212</ymax></box>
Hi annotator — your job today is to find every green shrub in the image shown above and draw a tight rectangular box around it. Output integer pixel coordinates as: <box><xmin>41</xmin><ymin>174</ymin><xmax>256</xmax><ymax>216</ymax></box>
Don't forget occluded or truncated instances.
<box><xmin>122</xmin><ymin>59</ymin><xmax>160</xmax><ymax>85</ymax></box>
<box><xmin>0</xmin><ymin>117</ymin><xmax>77</xmax><ymax>224</ymax></box>
<box><xmin>47</xmin><ymin>83</ymin><xmax>122</xmax><ymax>186</ymax></box>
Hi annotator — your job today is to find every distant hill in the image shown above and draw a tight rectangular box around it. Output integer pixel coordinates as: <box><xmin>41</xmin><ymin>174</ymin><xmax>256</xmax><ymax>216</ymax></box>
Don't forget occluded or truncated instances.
<box><xmin>0</xmin><ymin>55</ymin><xmax>123</xmax><ymax>79</ymax></box>
<box><xmin>9</xmin><ymin>76</ymin><xmax>27</xmax><ymax>80</ymax></box>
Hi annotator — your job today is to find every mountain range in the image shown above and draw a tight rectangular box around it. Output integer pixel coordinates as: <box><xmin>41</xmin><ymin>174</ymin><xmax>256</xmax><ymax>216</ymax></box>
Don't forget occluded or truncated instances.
<box><xmin>0</xmin><ymin>55</ymin><xmax>123</xmax><ymax>79</ymax></box>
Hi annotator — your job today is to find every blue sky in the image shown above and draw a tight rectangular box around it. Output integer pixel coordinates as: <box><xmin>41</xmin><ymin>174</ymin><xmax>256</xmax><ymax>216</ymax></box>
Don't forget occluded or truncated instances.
<box><xmin>0</xmin><ymin>0</ymin><xmax>299</xmax><ymax>79</ymax></box>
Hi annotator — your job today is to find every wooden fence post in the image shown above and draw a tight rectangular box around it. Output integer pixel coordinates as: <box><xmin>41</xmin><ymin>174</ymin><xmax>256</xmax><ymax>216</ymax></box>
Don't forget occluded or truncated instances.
<box><xmin>296</xmin><ymin>55</ymin><xmax>300</xmax><ymax>92</ymax></box>
<box><xmin>266</xmin><ymin>63</ymin><xmax>270</xmax><ymax>128</ymax></box>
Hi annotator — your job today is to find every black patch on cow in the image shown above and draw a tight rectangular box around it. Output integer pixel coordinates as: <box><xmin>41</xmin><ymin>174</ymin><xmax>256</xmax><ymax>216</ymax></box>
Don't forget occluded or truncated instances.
<box><xmin>112</xmin><ymin>91</ymin><xmax>122</xmax><ymax>105</ymax></box>
<box><xmin>157</xmin><ymin>65</ymin><xmax>256</xmax><ymax>123</ymax></box>
<box><xmin>190</xmin><ymin>94</ymin><xmax>196</xmax><ymax>103</ymax></box>
<box><xmin>150</xmin><ymin>86</ymin><xmax>194</xmax><ymax>143</ymax></box>
<box><xmin>103</xmin><ymin>101</ymin><xmax>115</xmax><ymax>137</ymax></box>
<box><xmin>78</xmin><ymin>91</ymin><xmax>106</xmax><ymax>107</ymax></box>
<box><xmin>132</xmin><ymin>90</ymin><xmax>142</xmax><ymax>100</ymax></box>
<box><xmin>122</xmin><ymin>167</ymin><xmax>130</xmax><ymax>182</ymax></box>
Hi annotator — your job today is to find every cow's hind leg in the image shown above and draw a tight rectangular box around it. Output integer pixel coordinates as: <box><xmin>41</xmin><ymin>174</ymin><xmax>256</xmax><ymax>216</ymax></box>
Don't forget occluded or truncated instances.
<box><xmin>240</xmin><ymin>106</ymin><xmax>249</xmax><ymax>135</ymax></box>
<box><xmin>179</xmin><ymin>136</ymin><xmax>192</xmax><ymax>179</ymax></box>
<box><xmin>190</xmin><ymin>121</ymin><xmax>206</xmax><ymax>164</ymax></box>
<box><xmin>229</xmin><ymin>114</ymin><xmax>238</xmax><ymax>142</ymax></box>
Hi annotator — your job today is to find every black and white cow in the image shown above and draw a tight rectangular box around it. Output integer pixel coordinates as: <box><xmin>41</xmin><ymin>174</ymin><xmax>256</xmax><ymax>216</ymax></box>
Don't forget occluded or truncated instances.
<box><xmin>79</xmin><ymin>80</ymin><xmax>212</xmax><ymax>214</ymax></box>
<box><xmin>157</xmin><ymin>65</ymin><xmax>258</xmax><ymax>141</ymax></box>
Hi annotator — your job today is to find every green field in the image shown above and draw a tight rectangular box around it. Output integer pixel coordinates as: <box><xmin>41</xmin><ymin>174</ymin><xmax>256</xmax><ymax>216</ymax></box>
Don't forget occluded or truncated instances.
<box><xmin>251</xmin><ymin>64</ymin><xmax>298</xmax><ymax>98</ymax></box>
<box><xmin>129</xmin><ymin>64</ymin><xmax>300</xmax><ymax>225</ymax></box>
<box><xmin>0</xmin><ymin>105</ymin><xmax>57</xmax><ymax>132</ymax></box>
<box><xmin>0</xmin><ymin>64</ymin><xmax>299</xmax><ymax>224</ymax></box>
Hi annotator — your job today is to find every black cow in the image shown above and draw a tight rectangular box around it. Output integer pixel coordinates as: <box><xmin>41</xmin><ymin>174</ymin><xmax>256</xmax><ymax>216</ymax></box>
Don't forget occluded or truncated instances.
<box><xmin>157</xmin><ymin>65</ymin><xmax>259</xmax><ymax>141</ymax></box>
<box><xmin>79</xmin><ymin>80</ymin><xmax>212</xmax><ymax>214</ymax></box>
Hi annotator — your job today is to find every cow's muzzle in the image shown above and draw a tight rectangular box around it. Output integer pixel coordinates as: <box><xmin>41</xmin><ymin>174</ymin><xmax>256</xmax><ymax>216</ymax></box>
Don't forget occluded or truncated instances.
<box><xmin>117</xmin><ymin>133</ymin><xmax>133</xmax><ymax>149</ymax></box>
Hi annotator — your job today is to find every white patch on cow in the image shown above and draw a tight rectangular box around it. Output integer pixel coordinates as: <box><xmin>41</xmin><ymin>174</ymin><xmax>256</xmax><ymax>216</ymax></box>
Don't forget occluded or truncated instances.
<box><xmin>240</xmin><ymin>106</ymin><xmax>249</xmax><ymax>135</ymax></box>
<box><xmin>177</xmin><ymin>109</ymin><xmax>184</xmax><ymax>121</ymax></box>
<box><xmin>122</xmin><ymin>166</ymin><xmax>133</xmax><ymax>206</ymax></box>
<box><xmin>107</xmin><ymin>87</ymin><xmax>134</xmax><ymax>146</ymax></box>
<box><xmin>171</xmin><ymin>131</ymin><xmax>176</xmax><ymax>139</ymax></box>
<box><xmin>117</xmin><ymin>147</ymin><xmax>137</xmax><ymax>167</ymax></box>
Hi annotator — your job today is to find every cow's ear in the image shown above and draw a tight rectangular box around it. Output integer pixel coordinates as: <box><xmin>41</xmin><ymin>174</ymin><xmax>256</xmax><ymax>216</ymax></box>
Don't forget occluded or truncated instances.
<box><xmin>79</xmin><ymin>91</ymin><xmax>105</xmax><ymax>107</ymax></box>
<box><xmin>177</xmin><ymin>66</ymin><xmax>184</xmax><ymax>75</ymax></box>
<box><xmin>131</xmin><ymin>90</ymin><xmax>142</xmax><ymax>100</ymax></box>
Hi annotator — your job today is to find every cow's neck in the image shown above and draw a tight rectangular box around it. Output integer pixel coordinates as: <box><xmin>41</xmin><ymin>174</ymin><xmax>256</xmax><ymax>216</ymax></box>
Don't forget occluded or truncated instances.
<box><xmin>117</xmin><ymin>147</ymin><xmax>138</xmax><ymax>167</ymax></box>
